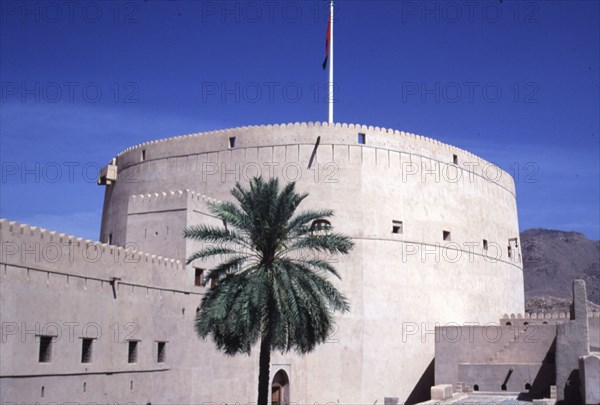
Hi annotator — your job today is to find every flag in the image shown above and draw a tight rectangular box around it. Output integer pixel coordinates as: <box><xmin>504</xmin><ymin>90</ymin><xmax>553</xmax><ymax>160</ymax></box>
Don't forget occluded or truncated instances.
<box><xmin>322</xmin><ymin>14</ymin><xmax>331</xmax><ymax>70</ymax></box>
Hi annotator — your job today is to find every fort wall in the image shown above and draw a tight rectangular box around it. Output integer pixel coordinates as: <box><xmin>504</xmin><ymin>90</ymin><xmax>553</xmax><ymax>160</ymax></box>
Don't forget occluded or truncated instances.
<box><xmin>2</xmin><ymin>122</ymin><xmax>525</xmax><ymax>404</ymax></box>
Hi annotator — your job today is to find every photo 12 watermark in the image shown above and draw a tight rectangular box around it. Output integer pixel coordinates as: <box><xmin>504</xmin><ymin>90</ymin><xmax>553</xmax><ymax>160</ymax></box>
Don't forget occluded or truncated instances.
<box><xmin>1</xmin><ymin>1</ymin><xmax>141</xmax><ymax>24</ymax></box>
<box><xmin>1</xmin><ymin>81</ymin><xmax>140</xmax><ymax>104</ymax></box>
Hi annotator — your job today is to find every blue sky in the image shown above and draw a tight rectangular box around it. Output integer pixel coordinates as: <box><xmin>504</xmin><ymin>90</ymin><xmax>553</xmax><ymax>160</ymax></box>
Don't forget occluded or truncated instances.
<box><xmin>1</xmin><ymin>0</ymin><xmax>599</xmax><ymax>240</ymax></box>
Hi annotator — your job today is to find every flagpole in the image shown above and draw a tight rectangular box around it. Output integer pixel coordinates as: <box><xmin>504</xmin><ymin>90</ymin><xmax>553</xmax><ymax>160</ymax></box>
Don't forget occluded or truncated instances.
<box><xmin>328</xmin><ymin>0</ymin><xmax>334</xmax><ymax>124</ymax></box>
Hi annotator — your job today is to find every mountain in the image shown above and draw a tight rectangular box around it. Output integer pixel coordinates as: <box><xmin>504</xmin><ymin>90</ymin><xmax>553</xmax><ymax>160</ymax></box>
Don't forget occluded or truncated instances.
<box><xmin>521</xmin><ymin>228</ymin><xmax>600</xmax><ymax>306</ymax></box>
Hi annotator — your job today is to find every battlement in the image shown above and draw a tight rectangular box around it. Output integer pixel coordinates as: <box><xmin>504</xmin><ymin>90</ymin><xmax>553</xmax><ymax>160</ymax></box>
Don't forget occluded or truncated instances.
<box><xmin>128</xmin><ymin>189</ymin><xmax>220</xmax><ymax>216</ymax></box>
<box><xmin>113</xmin><ymin>122</ymin><xmax>498</xmax><ymax>181</ymax></box>
<box><xmin>500</xmin><ymin>312</ymin><xmax>600</xmax><ymax>324</ymax></box>
<box><xmin>129</xmin><ymin>189</ymin><xmax>219</xmax><ymax>206</ymax></box>
<box><xmin>0</xmin><ymin>218</ymin><xmax>182</xmax><ymax>270</ymax></box>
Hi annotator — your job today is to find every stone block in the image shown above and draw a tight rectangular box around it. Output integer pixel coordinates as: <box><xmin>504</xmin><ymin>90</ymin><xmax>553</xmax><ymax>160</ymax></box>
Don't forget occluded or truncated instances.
<box><xmin>431</xmin><ymin>384</ymin><xmax>453</xmax><ymax>400</ymax></box>
<box><xmin>579</xmin><ymin>354</ymin><xmax>600</xmax><ymax>405</ymax></box>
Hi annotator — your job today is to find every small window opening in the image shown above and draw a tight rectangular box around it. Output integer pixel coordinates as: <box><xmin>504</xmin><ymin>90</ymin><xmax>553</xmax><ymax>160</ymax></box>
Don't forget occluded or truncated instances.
<box><xmin>358</xmin><ymin>133</ymin><xmax>366</xmax><ymax>144</ymax></box>
<box><xmin>543</xmin><ymin>321</ymin><xmax>548</xmax><ymax>325</ymax></box>
<box><xmin>506</xmin><ymin>321</ymin><xmax>512</xmax><ymax>326</ymax></box>
<box><xmin>157</xmin><ymin>342</ymin><xmax>166</xmax><ymax>363</ymax></box>
<box><xmin>108</xmin><ymin>233</ymin><xmax>113</xmax><ymax>245</ymax></box>
<box><xmin>194</xmin><ymin>268</ymin><xmax>204</xmax><ymax>287</ymax></box>
<box><xmin>130</xmin><ymin>380</ymin><xmax>134</xmax><ymax>390</ymax></box>
<box><xmin>81</xmin><ymin>338</ymin><xmax>93</xmax><ymax>363</ymax></box>
<box><xmin>473</xmin><ymin>384</ymin><xmax>479</xmax><ymax>391</ymax></box>
<box><xmin>392</xmin><ymin>220</ymin><xmax>403</xmax><ymax>234</ymax></box>
<box><xmin>483</xmin><ymin>239</ymin><xmax>488</xmax><ymax>251</ymax></box>
<box><xmin>508</xmin><ymin>245</ymin><xmax>513</xmax><ymax>259</ymax></box>
<box><xmin>83</xmin><ymin>382</ymin><xmax>87</xmax><ymax>393</ymax></box>
<box><xmin>41</xmin><ymin>386</ymin><xmax>45</xmax><ymax>397</ymax></box>
<box><xmin>141</xmin><ymin>150</ymin><xmax>146</xmax><ymax>161</ymax></box>
<box><xmin>128</xmin><ymin>341</ymin><xmax>138</xmax><ymax>364</ymax></box>
<box><xmin>523</xmin><ymin>322</ymin><xmax>529</xmax><ymax>326</ymax></box>
<box><xmin>501</xmin><ymin>384</ymin><xmax>507</xmax><ymax>391</ymax></box>
<box><xmin>443</xmin><ymin>230</ymin><xmax>451</xmax><ymax>242</ymax></box>
<box><xmin>525</xmin><ymin>383</ymin><xmax>531</xmax><ymax>390</ymax></box>
<box><xmin>310</xmin><ymin>219</ymin><xmax>332</xmax><ymax>236</ymax></box>
<box><xmin>39</xmin><ymin>336</ymin><xmax>52</xmax><ymax>363</ymax></box>
<box><xmin>228</xmin><ymin>136</ymin><xmax>236</xmax><ymax>148</ymax></box>
<box><xmin>453</xmin><ymin>154</ymin><xmax>458</xmax><ymax>164</ymax></box>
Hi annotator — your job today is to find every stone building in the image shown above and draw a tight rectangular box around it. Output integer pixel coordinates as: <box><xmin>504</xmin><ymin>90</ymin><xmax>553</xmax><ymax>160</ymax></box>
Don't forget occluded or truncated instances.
<box><xmin>422</xmin><ymin>279</ymin><xmax>599</xmax><ymax>405</ymax></box>
<box><xmin>0</xmin><ymin>122</ymin><xmax>525</xmax><ymax>404</ymax></box>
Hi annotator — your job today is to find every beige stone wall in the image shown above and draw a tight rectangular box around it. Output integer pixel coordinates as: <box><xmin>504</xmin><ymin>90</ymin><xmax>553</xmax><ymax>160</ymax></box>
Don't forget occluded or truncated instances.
<box><xmin>1</xmin><ymin>122</ymin><xmax>524</xmax><ymax>404</ymax></box>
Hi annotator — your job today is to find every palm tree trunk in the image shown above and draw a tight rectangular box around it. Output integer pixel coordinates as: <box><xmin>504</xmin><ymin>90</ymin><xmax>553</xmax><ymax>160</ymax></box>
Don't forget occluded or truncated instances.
<box><xmin>257</xmin><ymin>332</ymin><xmax>272</xmax><ymax>405</ymax></box>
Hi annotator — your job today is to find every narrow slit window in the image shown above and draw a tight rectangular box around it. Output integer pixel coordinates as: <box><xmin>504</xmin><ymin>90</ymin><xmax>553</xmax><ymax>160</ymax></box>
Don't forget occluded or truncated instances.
<box><xmin>443</xmin><ymin>230</ymin><xmax>451</xmax><ymax>242</ymax></box>
<box><xmin>128</xmin><ymin>341</ymin><xmax>138</xmax><ymax>364</ymax></box>
<box><xmin>81</xmin><ymin>338</ymin><xmax>93</xmax><ymax>364</ymax></box>
<box><xmin>108</xmin><ymin>233</ymin><xmax>112</xmax><ymax>245</ymax></box>
<box><xmin>157</xmin><ymin>341</ymin><xmax>166</xmax><ymax>363</ymax></box>
<box><xmin>453</xmin><ymin>154</ymin><xmax>458</xmax><ymax>164</ymax></box>
<box><xmin>228</xmin><ymin>136</ymin><xmax>236</xmax><ymax>148</ymax></box>
<box><xmin>194</xmin><ymin>268</ymin><xmax>204</xmax><ymax>287</ymax></box>
<box><xmin>392</xmin><ymin>220</ymin><xmax>403</xmax><ymax>234</ymax></box>
<box><xmin>358</xmin><ymin>133</ymin><xmax>366</xmax><ymax>144</ymax></box>
<box><xmin>483</xmin><ymin>239</ymin><xmax>488</xmax><ymax>251</ymax></box>
<box><xmin>141</xmin><ymin>150</ymin><xmax>146</xmax><ymax>161</ymax></box>
<box><xmin>39</xmin><ymin>336</ymin><xmax>52</xmax><ymax>363</ymax></box>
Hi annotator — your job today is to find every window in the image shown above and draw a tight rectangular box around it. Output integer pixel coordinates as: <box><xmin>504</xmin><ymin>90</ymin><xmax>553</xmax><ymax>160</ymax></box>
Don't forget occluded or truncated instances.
<box><xmin>453</xmin><ymin>154</ymin><xmax>458</xmax><ymax>164</ymax></box>
<box><xmin>39</xmin><ymin>336</ymin><xmax>53</xmax><ymax>363</ymax></box>
<box><xmin>443</xmin><ymin>230</ymin><xmax>451</xmax><ymax>242</ymax></box>
<box><xmin>128</xmin><ymin>341</ymin><xmax>138</xmax><ymax>364</ymax></box>
<box><xmin>157</xmin><ymin>342</ymin><xmax>166</xmax><ymax>363</ymax></box>
<box><xmin>501</xmin><ymin>384</ymin><xmax>507</xmax><ymax>391</ymax></box>
<box><xmin>392</xmin><ymin>220</ymin><xmax>403</xmax><ymax>234</ymax></box>
<box><xmin>228</xmin><ymin>136</ymin><xmax>236</xmax><ymax>148</ymax></box>
<box><xmin>508</xmin><ymin>245</ymin><xmax>512</xmax><ymax>259</ymax></box>
<box><xmin>310</xmin><ymin>219</ymin><xmax>332</xmax><ymax>236</ymax></box>
<box><xmin>358</xmin><ymin>133</ymin><xmax>366</xmax><ymax>144</ymax></box>
<box><xmin>483</xmin><ymin>239</ymin><xmax>488</xmax><ymax>251</ymax></box>
<box><xmin>473</xmin><ymin>385</ymin><xmax>479</xmax><ymax>392</ymax></box>
<box><xmin>210</xmin><ymin>277</ymin><xmax>218</xmax><ymax>289</ymax></box>
<box><xmin>194</xmin><ymin>268</ymin><xmax>204</xmax><ymax>287</ymax></box>
<box><xmin>81</xmin><ymin>338</ymin><xmax>93</xmax><ymax>363</ymax></box>
<box><xmin>108</xmin><ymin>233</ymin><xmax>112</xmax><ymax>244</ymax></box>
<box><xmin>141</xmin><ymin>150</ymin><xmax>146</xmax><ymax>161</ymax></box>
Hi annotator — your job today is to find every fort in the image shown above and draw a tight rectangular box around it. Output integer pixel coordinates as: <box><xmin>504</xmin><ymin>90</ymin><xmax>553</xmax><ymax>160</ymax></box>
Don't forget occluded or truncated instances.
<box><xmin>1</xmin><ymin>122</ymin><xmax>588</xmax><ymax>404</ymax></box>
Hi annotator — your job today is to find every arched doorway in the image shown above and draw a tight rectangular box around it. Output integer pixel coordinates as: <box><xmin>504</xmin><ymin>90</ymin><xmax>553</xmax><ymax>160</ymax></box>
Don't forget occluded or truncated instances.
<box><xmin>271</xmin><ymin>369</ymin><xmax>289</xmax><ymax>405</ymax></box>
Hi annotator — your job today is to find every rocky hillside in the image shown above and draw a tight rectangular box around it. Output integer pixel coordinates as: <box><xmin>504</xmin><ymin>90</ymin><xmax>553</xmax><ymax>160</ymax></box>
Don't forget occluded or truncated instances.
<box><xmin>521</xmin><ymin>229</ymin><xmax>599</xmax><ymax>308</ymax></box>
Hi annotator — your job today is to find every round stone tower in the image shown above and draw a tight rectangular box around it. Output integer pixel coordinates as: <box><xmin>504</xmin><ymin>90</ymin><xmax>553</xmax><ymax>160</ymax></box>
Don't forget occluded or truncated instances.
<box><xmin>99</xmin><ymin>122</ymin><xmax>524</xmax><ymax>403</ymax></box>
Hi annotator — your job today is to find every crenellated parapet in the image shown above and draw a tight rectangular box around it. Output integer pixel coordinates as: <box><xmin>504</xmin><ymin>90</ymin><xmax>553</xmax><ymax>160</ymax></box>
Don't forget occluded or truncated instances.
<box><xmin>128</xmin><ymin>189</ymin><xmax>220</xmax><ymax>215</ymax></box>
<box><xmin>0</xmin><ymin>218</ymin><xmax>191</xmax><ymax>299</ymax></box>
<box><xmin>500</xmin><ymin>311</ymin><xmax>600</xmax><ymax>326</ymax></box>
<box><xmin>108</xmin><ymin>122</ymin><xmax>513</xmax><ymax>193</ymax></box>
<box><xmin>0</xmin><ymin>219</ymin><xmax>181</xmax><ymax>271</ymax></box>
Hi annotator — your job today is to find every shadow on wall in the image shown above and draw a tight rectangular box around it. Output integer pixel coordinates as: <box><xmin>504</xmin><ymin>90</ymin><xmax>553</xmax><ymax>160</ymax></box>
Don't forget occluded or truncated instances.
<box><xmin>405</xmin><ymin>359</ymin><xmax>435</xmax><ymax>404</ymax></box>
<box><xmin>560</xmin><ymin>369</ymin><xmax>581</xmax><ymax>405</ymax></box>
<box><xmin>530</xmin><ymin>339</ymin><xmax>556</xmax><ymax>399</ymax></box>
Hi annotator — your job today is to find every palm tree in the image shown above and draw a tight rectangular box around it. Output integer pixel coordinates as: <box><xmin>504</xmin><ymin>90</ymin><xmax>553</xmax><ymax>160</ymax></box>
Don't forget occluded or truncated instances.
<box><xmin>184</xmin><ymin>176</ymin><xmax>353</xmax><ymax>405</ymax></box>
